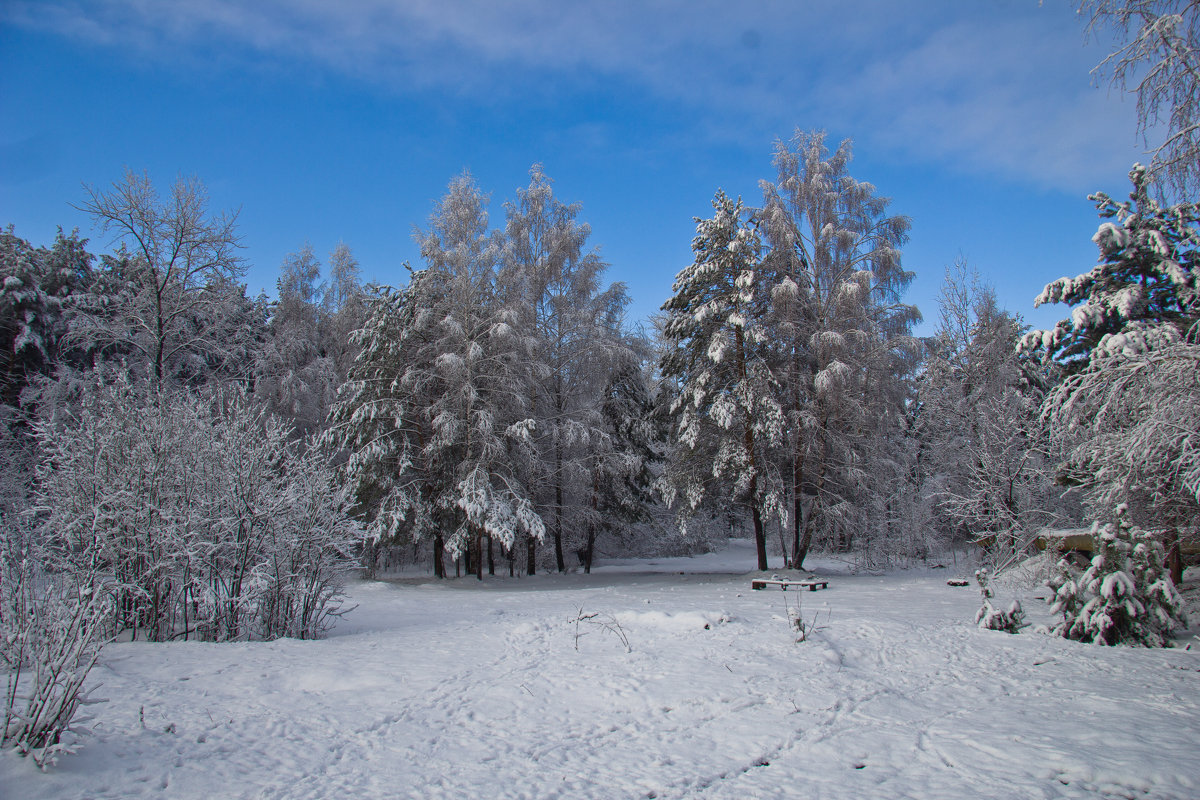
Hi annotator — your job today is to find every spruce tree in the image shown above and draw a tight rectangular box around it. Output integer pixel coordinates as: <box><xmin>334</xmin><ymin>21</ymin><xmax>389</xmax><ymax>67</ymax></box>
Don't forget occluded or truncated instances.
<box><xmin>1048</xmin><ymin>505</ymin><xmax>1185</xmax><ymax>647</ymax></box>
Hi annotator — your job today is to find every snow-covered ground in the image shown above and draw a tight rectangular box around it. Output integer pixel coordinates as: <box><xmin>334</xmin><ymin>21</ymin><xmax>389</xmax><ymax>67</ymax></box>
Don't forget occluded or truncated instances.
<box><xmin>5</xmin><ymin>540</ymin><xmax>1199</xmax><ymax>800</ymax></box>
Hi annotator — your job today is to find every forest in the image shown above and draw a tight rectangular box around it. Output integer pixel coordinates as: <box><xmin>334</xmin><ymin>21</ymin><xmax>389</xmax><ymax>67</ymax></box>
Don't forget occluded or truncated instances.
<box><xmin>1</xmin><ymin>0</ymin><xmax>1198</xmax><ymax>784</ymax></box>
<box><xmin>4</xmin><ymin>127</ymin><xmax>1197</xmax><ymax>765</ymax></box>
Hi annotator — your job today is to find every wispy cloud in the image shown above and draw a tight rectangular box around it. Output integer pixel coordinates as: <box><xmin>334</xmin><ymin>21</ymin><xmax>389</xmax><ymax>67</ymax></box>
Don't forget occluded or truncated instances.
<box><xmin>2</xmin><ymin>0</ymin><xmax>1141</xmax><ymax>193</ymax></box>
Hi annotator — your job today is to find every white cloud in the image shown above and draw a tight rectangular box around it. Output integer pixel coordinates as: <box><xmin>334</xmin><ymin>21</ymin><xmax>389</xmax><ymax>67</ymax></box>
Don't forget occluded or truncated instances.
<box><xmin>2</xmin><ymin>0</ymin><xmax>1143</xmax><ymax>193</ymax></box>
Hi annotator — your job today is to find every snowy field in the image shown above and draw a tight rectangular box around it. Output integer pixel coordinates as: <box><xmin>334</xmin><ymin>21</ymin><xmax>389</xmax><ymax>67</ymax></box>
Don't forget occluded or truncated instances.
<box><xmin>4</xmin><ymin>540</ymin><xmax>1199</xmax><ymax>800</ymax></box>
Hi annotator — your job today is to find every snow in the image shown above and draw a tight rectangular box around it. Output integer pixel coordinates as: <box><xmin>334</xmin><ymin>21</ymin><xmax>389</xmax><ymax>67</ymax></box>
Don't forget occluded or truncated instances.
<box><xmin>5</xmin><ymin>539</ymin><xmax>1199</xmax><ymax>800</ymax></box>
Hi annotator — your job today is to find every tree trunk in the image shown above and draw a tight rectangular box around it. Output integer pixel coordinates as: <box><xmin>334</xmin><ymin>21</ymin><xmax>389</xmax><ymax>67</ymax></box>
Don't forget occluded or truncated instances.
<box><xmin>751</xmin><ymin>503</ymin><xmax>768</xmax><ymax>572</ymax></box>
<box><xmin>584</xmin><ymin>476</ymin><xmax>599</xmax><ymax>574</ymax></box>
<box><xmin>1165</xmin><ymin>527</ymin><xmax>1184</xmax><ymax>586</ymax></box>
<box><xmin>433</xmin><ymin>534</ymin><xmax>446</xmax><ymax>579</ymax></box>
<box><xmin>793</xmin><ymin>424</ymin><xmax>830</xmax><ymax>571</ymax></box>
<box><xmin>475</xmin><ymin>529</ymin><xmax>483</xmax><ymax>581</ymax></box>
<box><xmin>733</xmin><ymin>325</ymin><xmax>769</xmax><ymax>572</ymax></box>
<box><xmin>526</xmin><ymin>534</ymin><xmax>537</xmax><ymax>576</ymax></box>
<box><xmin>487</xmin><ymin>535</ymin><xmax>495</xmax><ymax>576</ymax></box>
<box><xmin>554</xmin><ymin>475</ymin><xmax>566</xmax><ymax>572</ymax></box>
<box><xmin>790</xmin><ymin>467</ymin><xmax>803</xmax><ymax>570</ymax></box>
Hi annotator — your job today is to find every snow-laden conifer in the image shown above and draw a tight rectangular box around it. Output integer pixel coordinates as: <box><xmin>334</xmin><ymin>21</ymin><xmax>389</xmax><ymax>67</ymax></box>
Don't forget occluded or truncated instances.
<box><xmin>1030</xmin><ymin>165</ymin><xmax>1200</xmax><ymax>582</ymax></box>
<box><xmin>660</xmin><ymin>191</ymin><xmax>784</xmax><ymax>571</ymax></box>
<box><xmin>1048</xmin><ymin>505</ymin><xmax>1185</xmax><ymax>647</ymax></box>
<box><xmin>0</xmin><ymin>228</ymin><xmax>94</xmax><ymax>410</ymax></box>
<box><xmin>973</xmin><ymin>568</ymin><xmax>1026</xmax><ymax>634</ymax></box>
<box><xmin>1023</xmin><ymin>164</ymin><xmax>1199</xmax><ymax>368</ymax></box>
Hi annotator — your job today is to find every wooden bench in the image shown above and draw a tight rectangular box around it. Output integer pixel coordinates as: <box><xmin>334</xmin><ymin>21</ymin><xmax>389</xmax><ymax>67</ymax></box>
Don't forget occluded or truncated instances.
<box><xmin>751</xmin><ymin>578</ymin><xmax>828</xmax><ymax>592</ymax></box>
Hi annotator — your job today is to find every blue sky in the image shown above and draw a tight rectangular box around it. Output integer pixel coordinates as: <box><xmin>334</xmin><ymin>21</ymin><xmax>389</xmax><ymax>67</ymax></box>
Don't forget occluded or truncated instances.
<box><xmin>0</xmin><ymin>0</ymin><xmax>1148</xmax><ymax>335</ymax></box>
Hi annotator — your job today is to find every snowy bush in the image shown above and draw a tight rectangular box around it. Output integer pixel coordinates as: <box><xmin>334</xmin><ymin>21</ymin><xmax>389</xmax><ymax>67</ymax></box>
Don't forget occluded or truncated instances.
<box><xmin>1</xmin><ymin>518</ymin><xmax>108</xmax><ymax>769</ymax></box>
<box><xmin>253</xmin><ymin>445</ymin><xmax>360</xmax><ymax>640</ymax></box>
<box><xmin>1048</xmin><ymin>507</ymin><xmax>1186</xmax><ymax>647</ymax></box>
<box><xmin>974</xmin><ymin>568</ymin><xmax>1026</xmax><ymax>633</ymax></box>
<box><xmin>36</xmin><ymin>371</ymin><xmax>363</xmax><ymax>642</ymax></box>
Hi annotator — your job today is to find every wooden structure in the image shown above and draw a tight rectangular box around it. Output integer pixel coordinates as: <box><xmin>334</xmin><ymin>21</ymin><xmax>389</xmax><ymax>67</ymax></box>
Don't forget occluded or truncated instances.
<box><xmin>750</xmin><ymin>578</ymin><xmax>828</xmax><ymax>592</ymax></box>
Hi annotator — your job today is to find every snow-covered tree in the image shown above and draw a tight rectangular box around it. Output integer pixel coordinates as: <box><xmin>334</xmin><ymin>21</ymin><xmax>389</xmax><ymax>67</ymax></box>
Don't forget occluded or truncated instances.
<box><xmin>254</xmin><ymin>244</ymin><xmax>338</xmax><ymax>439</ymax></box>
<box><xmin>920</xmin><ymin>264</ymin><xmax>1060</xmax><ymax>569</ymax></box>
<box><xmin>0</xmin><ymin>228</ymin><xmax>94</xmax><ymax>411</ymax></box>
<box><xmin>72</xmin><ymin>170</ymin><xmax>250</xmax><ymax>386</ymax></box>
<box><xmin>759</xmin><ymin>130</ymin><xmax>920</xmax><ymax>568</ymax></box>
<box><xmin>1045</xmin><ymin>332</ymin><xmax>1200</xmax><ymax>584</ymax></box>
<box><xmin>330</xmin><ymin>174</ymin><xmax>544</xmax><ymax>579</ymax></box>
<box><xmin>974</xmin><ymin>568</ymin><xmax>1026</xmax><ymax>633</ymax></box>
<box><xmin>579</xmin><ymin>358</ymin><xmax>660</xmax><ymax>573</ymax></box>
<box><xmin>1023</xmin><ymin>164</ymin><xmax>1199</xmax><ymax>368</ymax></box>
<box><xmin>321</xmin><ymin>240</ymin><xmax>366</xmax><ymax>384</ymax></box>
<box><xmin>1026</xmin><ymin>165</ymin><xmax>1200</xmax><ymax>582</ymax></box>
<box><xmin>328</xmin><ymin>275</ymin><xmax>451</xmax><ymax>576</ymax></box>
<box><xmin>502</xmin><ymin>165</ymin><xmax>640</xmax><ymax>573</ymax></box>
<box><xmin>1048</xmin><ymin>505</ymin><xmax>1185</xmax><ymax>646</ymax></box>
<box><xmin>661</xmin><ymin>190</ymin><xmax>785</xmax><ymax>571</ymax></box>
<box><xmin>1078</xmin><ymin>1</ymin><xmax>1200</xmax><ymax>197</ymax></box>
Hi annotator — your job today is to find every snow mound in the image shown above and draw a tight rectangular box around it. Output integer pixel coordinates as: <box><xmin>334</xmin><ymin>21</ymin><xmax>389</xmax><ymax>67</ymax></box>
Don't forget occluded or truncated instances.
<box><xmin>612</xmin><ymin>610</ymin><xmax>731</xmax><ymax>631</ymax></box>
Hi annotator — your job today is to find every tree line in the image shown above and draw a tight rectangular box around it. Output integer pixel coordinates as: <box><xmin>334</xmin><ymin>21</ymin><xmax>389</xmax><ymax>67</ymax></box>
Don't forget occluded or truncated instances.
<box><xmin>3</xmin><ymin>132</ymin><xmax>1197</xmax><ymax>595</ymax></box>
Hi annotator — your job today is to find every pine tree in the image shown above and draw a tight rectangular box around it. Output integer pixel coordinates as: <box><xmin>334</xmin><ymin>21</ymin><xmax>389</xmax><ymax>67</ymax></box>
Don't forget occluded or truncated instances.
<box><xmin>0</xmin><ymin>228</ymin><xmax>95</xmax><ymax>411</ymax></box>
<box><xmin>1023</xmin><ymin>164</ymin><xmax>1199</xmax><ymax>369</ymax></box>
<box><xmin>1029</xmin><ymin>165</ymin><xmax>1200</xmax><ymax>583</ymax></box>
<box><xmin>660</xmin><ymin>191</ymin><xmax>785</xmax><ymax>571</ymax></box>
<box><xmin>974</xmin><ymin>568</ymin><xmax>1026</xmax><ymax>633</ymax></box>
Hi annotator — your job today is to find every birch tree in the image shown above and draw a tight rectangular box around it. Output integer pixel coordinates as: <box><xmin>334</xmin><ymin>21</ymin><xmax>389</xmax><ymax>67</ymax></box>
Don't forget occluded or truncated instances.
<box><xmin>255</xmin><ymin>244</ymin><xmax>337</xmax><ymax>439</ymax></box>
<box><xmin>322</xmin><ymin>241</ymin><xmax>366</xmax><ymax>384</ymax></box>
<box><xmin>1079</xmin><ymin>0</ymin><xmax>1200</xmax><ymax>196</ymax></box>
<box><xmin>759</xmin><ymin>130</ymin><xmax>919</xmax><ymax>568</ymax></box>
<box><xmin>502</xmin><ymin>165</ymin><xmax>638</xmax><ymax>572</ymax></box>
<box><xmin>918</xmin><ymin>264</ymin><xmax>1059</xmax><ymax>569</ymax></box>
<box><xmin>73</xmin><ymin>170</ymin><xmax>246</xmax><ymax>386</ymax></box>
